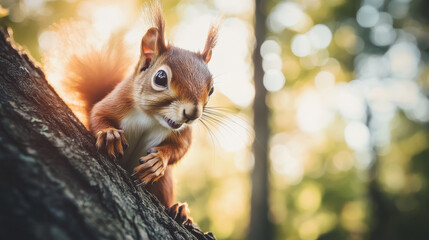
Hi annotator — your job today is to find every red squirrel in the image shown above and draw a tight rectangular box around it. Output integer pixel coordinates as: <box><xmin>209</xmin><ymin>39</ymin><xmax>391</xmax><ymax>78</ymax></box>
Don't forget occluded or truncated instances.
<box><xmin>45</xmin><ymin>6</ymin><xmax>218</xmax><ymax>225</ymax></box>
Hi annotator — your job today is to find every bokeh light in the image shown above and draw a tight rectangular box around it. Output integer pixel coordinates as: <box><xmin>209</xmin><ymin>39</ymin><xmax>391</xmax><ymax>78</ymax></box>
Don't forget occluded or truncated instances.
<box><xmin>357</xmin><ymin>5</ymin><xmax>379</xmax><ymax>28</ymax></box>
<box><xmin>2</xmin><ymin>0</ymin><xmax>429</xmax><ymax>239</ymax></box>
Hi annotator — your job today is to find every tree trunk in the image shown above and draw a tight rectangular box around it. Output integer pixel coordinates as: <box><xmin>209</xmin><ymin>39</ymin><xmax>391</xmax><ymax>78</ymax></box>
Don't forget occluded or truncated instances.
<box><xmin>366</xmin><ymin>105</ymin><xmax>396</xmax><ymax>240</ymax></box>
<box><xmin>248</xmin><ymin>0</ymin><xmax>272</xmax><ymax>239</ymax></box>
<box><xmin>0</xmin><ymin>26</ymin><xmax>214</xmax><ymax>240</ymax></box>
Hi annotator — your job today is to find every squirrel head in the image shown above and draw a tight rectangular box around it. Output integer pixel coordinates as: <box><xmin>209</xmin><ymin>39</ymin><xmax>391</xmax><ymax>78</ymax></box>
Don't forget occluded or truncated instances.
<box><xmin>132</xmin><ymin>9</ymin><xmax>218</xmax><ymax>131</ymax></box>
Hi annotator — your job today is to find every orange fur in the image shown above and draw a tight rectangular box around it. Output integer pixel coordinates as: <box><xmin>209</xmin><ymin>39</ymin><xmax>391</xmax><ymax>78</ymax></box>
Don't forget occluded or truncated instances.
<box><xmin>67</xmin><ymin>40</ymin><xmax>130</xmax><ymax>118</ymax></box>
<box><xmin>45</xmin><ymin>4</ymin><xmax>218</xmax><ymax>225</ymax></box>
<box><xmin>145</xmin><ymin>166</ymin><xmax>175</xmax><ymax>207</ymax></box>
<box><xmin>201</xmin><ymin>23</ymin><xmax>219</xmax><ymax>63</ymax></box>
<box><xmin>44</xmin><ymin>22</ymin><xmax>133</xmax><ymax>127</ymax></box>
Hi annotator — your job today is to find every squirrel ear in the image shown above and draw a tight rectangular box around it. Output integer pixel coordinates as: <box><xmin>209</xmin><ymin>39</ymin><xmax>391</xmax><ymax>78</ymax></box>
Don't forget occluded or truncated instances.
<box><xmin>141</xmin><ymin>27</ymin><xmax>158</xmax><ymax>59</ymax></box>
<box><xmin>140</xmin><ymin>6</ymin><xmax>168</xmax><ymax>60</ymax></box>
<box><xmin>201</xmin><ymin>24</ymin><xmax>219</xmax><ymax>63</ymax></box>
<box><xmin>141</xmin><ymin>27</ymin><xmax>167</xmax><ymax>57</ymax></box>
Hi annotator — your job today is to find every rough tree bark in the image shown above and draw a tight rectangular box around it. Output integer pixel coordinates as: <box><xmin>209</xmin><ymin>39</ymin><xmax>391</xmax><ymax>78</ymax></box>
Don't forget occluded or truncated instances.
<box><xmin>0</xmin><ymin>26</ymin><xmax>214</xmax><ymax>240</ymax></box>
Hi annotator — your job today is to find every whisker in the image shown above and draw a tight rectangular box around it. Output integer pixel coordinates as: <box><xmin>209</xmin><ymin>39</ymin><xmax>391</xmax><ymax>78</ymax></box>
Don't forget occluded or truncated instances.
<box><xmin>201</xmin><ymin>115</ymin><xmax>244</xmax><ymax>143</ymax></box>
<box><xmin>198</xmin><ymin>118</ymin><xmax>218</xmax><ymax>159</ymax></box>
<box><xmin>205</xmin><ymin>106</ymin><xmax>232</xmax><ymax>111</ymax></box>
<box><xmin>202</xmin><ymin>109</ymin><xmax>254</xmax><ymax>139</ymax></box>
<box><xmin>201</xmin><ymin>114</ymin><xmax>233</xmax><ymax>132</ymax></box>
<box><xmin>204</xmin><ymin>108</ymin><xmax>250</xmax><ymax>123</ymax></box>
<box><xmin>200</xmin><ymin>116</ymin><xmax>228</xmax><ymax>144</ymax></box>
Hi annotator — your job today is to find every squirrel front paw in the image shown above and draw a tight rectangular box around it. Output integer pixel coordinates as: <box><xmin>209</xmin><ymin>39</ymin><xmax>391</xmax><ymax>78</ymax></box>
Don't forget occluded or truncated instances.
<box><xmin>166</xmin><ymin>202</ymin><xmax>193</xmax><ymax>225</ymax></box>
<box><xmin>95</xmin><ymin>128</ymin><xmax>128</xmax><ymax>159</ymax></box>
<box><xmin>132</xmin><ymin>148</ymin><xmax>167</xmax><ymax>186</ymax></box>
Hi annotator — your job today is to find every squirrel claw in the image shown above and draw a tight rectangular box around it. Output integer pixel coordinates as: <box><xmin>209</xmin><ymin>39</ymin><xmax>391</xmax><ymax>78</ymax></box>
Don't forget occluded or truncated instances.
<box><xmin>166</xmin><ymin>203</ymin><xmax>193</xmax><ymax>225</ymax></box>
<box><xmin>147</xmin><ymin>148</ymin><xmax>158</xmax><ymax>155</ymax></box>
<box><xmin>95</xmin><ymin>128</ymin><xmax>128</xmax><ymax>160</ymax></box>
<box><xmin>136</xmin><ymin>180</ymin><xmax>146</xmax><ymax>187</ymax></box>
<box><xmin>132</xmin><ymin>150</ymin><xmax>167</xmax><ymax>185</ymax></box>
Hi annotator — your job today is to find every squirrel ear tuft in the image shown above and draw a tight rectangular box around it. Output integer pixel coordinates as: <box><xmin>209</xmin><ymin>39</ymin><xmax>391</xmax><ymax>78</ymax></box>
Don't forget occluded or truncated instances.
<box><xmin>154</xmin><ymin>5</ymin><xmax>167</xmax><ymax>53</ymax></box>
<box><xmin>140</xmin><ymin>5</ymin><xmax>167</xmax><ymax>61</ymax></box>
<box><xmin>201</xmin><ymin>24</ymin><xmax>219</xmax><ymax>63</ymax></box>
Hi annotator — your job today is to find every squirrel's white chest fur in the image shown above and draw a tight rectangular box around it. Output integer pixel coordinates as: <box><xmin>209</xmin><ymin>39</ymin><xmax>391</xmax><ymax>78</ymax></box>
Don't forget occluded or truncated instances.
<box><xmin>120</xmin><ymin>107</ymin><xmax>171</xmax><ymax>172</ymax></box>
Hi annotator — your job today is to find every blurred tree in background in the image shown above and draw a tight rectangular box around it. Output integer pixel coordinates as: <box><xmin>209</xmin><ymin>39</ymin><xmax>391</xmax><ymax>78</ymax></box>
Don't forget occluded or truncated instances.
<box><xmin>1</xmin><ymin>0</ymin><xmax>428</xmax><ymax>240</ymax></box>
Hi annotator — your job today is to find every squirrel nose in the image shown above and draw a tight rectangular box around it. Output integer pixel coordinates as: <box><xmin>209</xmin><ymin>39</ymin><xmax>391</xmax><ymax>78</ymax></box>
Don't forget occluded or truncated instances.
<box><xmin>183</xmin><ymin>105</ymin><xmax>201</xmax><ymax>122</ymax></box>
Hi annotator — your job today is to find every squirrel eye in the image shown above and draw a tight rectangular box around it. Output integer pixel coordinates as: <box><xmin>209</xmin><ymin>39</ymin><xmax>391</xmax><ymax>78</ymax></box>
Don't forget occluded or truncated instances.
<box><xmin>209</xmin><ymin>86</ymin><xmax>214</xmax><ymax>96</ymax></box>
<box><xmin>153</xmin><ymin>70</ymin><xmax>168</xmax><ymax>88</ymax></box>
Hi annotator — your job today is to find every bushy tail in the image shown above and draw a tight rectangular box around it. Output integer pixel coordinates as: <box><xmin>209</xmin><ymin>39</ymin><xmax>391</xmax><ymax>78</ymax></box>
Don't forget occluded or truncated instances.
<box><xmin>43</xmin><ymin>21</ymin><xmax>134</xmax><ymax>128</ymax></box>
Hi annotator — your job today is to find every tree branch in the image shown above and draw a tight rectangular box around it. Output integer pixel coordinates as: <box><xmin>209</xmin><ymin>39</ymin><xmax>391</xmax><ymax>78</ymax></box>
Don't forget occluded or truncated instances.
<box><xmin>0</xmin><ymin>26</ymin><xmax>214</xmax><ymax>240</ymax></box>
